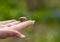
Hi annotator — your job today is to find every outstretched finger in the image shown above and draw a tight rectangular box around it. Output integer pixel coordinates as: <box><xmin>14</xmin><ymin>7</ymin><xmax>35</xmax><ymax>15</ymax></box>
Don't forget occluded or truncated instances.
<box><xmin>4</xmin><ymin>21</ymin><xmax>20</xmax><ymax>27</ymax></box>
<box><xmin>10</xmin><ymin>20</ymin><xmax>35</xmax><ymax>30</ymax></box>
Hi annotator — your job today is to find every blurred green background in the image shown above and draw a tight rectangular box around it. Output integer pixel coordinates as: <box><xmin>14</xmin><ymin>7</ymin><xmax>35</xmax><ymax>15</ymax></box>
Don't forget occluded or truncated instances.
<box><xmin>0</xmin><ymin>0</ymin><xmax>60</xmax><ymax>42</ymax></box>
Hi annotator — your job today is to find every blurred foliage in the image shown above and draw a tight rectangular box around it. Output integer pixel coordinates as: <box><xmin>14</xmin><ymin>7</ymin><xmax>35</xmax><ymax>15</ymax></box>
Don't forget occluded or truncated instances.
<box><xmin>0</xmin><ymin>0</ymin><xmax>60</xmax><ymax>42</ymax></box>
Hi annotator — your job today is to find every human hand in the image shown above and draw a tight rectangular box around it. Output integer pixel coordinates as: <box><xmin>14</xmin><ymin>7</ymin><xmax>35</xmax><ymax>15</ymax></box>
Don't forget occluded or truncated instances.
<box><xmin>0</xmin><ymin>17</ymin><xmax>35</xmax><ymax>39</ymax></box>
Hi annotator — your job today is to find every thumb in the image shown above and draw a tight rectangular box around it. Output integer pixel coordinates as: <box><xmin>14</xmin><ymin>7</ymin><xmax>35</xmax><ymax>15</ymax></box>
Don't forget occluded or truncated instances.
<box><xmin>8</xmin><ymin>30</ymin><xmax>26</xmax><ymax>38</ymax></box>
<box><xmin>0</xmin><ymin>29</ymin><xmax>26</xmax><ymax>39</ymax></box>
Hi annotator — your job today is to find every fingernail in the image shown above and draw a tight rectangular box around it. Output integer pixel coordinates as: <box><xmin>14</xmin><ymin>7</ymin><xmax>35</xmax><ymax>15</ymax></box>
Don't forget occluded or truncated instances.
<box><xmin>32</xmin><ymin>20</ymin><xmax>35</xmax><ymax>24</ymax></box>
<box><xmin>20</xmin><ymin>34</ymin><xmax>26</xmax><ymax>38</ymax></box>
<box><xmin>16</xmin><ymin>34</ymin><xmax>26</xmax><ymax>38</ymax></box>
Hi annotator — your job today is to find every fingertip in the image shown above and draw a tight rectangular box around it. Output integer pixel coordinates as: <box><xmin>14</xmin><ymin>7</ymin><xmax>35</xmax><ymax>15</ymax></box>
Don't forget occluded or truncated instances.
<box><xmin>28</xmin><ymin>20</ymin><xmax>35</xmax><ymax>24</ymax></box>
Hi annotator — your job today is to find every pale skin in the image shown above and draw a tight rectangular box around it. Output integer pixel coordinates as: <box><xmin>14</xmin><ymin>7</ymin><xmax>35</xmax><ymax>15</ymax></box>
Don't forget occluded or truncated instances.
<box><xmin>0</xmin><ymin>18</ymin><xmax>35</xmax><ymax>39</ymax></box>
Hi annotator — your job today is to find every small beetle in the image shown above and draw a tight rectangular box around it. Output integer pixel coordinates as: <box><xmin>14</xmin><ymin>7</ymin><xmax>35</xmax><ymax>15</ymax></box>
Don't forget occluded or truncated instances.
<box><xmin>19</xmin><ymin>17</ymin><xmax>27</xmax><ymax>22</ymax></box>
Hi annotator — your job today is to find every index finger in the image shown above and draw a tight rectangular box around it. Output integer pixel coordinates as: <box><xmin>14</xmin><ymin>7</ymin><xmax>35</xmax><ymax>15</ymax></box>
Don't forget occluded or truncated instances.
<box><xmin>10</xmin><ymin>20</ymin><xmax>35</xmax><ymax>30</ymax></box>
